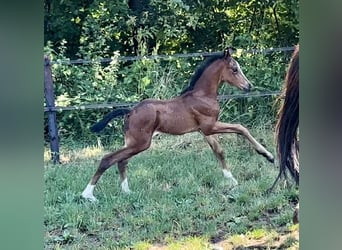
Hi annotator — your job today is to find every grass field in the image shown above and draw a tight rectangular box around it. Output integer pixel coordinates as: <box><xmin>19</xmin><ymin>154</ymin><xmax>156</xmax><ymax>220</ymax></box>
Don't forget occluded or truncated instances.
<box><xmin>44</xmin><ymin>127</ymin><xmax>299</xmax><ymax>249</ymax></box>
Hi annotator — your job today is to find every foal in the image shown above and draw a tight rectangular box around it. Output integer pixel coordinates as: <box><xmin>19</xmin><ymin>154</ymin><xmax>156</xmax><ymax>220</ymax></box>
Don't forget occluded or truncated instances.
<box><xmin>82</xmin><ymin>48</ymin><xmax>274</xmax><ymax>202</ymax></box>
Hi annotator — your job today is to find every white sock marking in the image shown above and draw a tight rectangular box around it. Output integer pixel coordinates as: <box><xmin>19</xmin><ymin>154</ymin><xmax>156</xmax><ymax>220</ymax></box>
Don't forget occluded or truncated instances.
<box><xmin>222</xmin><ymin>169</ymin><xmax>238</xmax><ymax>186</ymax></box>
<box><xmin>81</xmin><ymin>183</ymin><xmax>97</xmax><ymax>202</ymax></box>
<box><xmin>121</xmin><ymin>178</ymin><xmax>131</xmax><ymax>193</ymax></box>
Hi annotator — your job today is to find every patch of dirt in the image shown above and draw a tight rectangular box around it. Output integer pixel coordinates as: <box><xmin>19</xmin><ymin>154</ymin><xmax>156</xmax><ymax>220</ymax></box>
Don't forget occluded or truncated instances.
<box><xmin>147</xmin><ymin>226</ymin><xmax>299</xmax><ymax>250</ymax></box>
<box><xmin>211</xmin><ymin>229</ymin><xmax>299</xmax><ymax>250</ymax></box>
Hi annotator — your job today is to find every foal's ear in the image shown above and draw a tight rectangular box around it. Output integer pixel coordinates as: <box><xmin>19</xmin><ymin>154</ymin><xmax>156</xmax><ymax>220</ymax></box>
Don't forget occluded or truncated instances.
<box><xmin>224</xmin><ymin>47</ymin><xmax>236</xmax><ymax>58</ymax></box>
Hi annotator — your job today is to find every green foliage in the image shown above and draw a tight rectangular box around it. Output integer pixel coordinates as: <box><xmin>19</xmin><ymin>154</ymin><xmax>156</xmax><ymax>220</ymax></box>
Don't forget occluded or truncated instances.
<box><xmin>44</xmin><ymin>0</ymin><xmax>298</xmax><ymax>143</ymax></box>
<box><xmin>45</xmin><ymin>0</ymin><xmax>298</xmax><ymax>57</ymax></box>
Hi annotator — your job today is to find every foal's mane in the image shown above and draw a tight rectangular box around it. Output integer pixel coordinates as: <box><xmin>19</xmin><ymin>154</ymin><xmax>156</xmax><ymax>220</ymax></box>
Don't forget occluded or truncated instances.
<box><xmin>180</xmin><ymin>53</ymin><xmax>225</xmax><ymax>94</ymax></box>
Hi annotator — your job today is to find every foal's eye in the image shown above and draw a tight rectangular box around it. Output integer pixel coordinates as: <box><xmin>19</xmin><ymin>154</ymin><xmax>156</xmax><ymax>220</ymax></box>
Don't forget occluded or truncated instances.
<box><xmin>232</xmin><ymin>67</ymin><xmax>238</xmax><ymax>74</ymax></box>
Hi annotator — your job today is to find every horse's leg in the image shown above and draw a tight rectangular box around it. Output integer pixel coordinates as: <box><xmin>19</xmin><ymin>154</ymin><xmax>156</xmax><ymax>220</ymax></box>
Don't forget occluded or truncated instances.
<box><xmin>81</xmin><ymin>135</ymin><xmax>152</xmax><ymax>201</ymax></box>
<box><xmin>293</xmin><ymin>202</ymin><xmax>299</xmax><ymax>224</ymax></box>
<box><xmin>118</xmin><ymin>159</ymin><xmax>130</xmax><ymax>193</ymax></box>
<box><xmin>204</xmin><ymin>135</ymin><xmax>238</xmax><ymax>186</ymax></box>
<box><xmin>208</xmin><ymin>122</ymin><xmax>274</xmax><ymax>163</ymax></box>
<box><xmin>81</xmin><ymin>147</ymin><xmax>135</xmax><ymax>202</ymax></box>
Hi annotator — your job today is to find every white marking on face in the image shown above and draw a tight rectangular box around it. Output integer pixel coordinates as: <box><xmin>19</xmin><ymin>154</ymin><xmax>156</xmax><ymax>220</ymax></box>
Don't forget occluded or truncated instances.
<box><xmin>235</xmin><ymin>61</ymin><xmax>248</xmax><ymax>81</ymax></box>
<box><xmin>222</xmin><ymin>169</ymin><xmax>238</xmax><ymax>186</ymax></box>
<box><xmin>121</xmin><ymin>178</ymin><xmax>131</xmax><ymax>193</ymax></box>
<box><xmin>81</xmin><ymin>183</ymin><xmax>97</xmax><ymax>202</ymax></box>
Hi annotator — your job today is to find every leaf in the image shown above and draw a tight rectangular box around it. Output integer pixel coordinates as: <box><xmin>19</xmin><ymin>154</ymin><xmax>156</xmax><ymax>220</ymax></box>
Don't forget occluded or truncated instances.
<box><xmin>141</xmin><ymin>76</ymin><xmax>151</xmax><ymax>87</ymax></box>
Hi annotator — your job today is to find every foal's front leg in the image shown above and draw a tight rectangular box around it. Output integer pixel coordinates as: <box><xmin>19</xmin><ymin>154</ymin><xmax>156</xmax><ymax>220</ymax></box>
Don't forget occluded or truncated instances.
<box><xmin>204</xmin><ymin>135</ymin><xmax>238</xmax><ymax>186</ymax></box>
<box><xmin>209</xmin><ymin>122</ymin><xmax>274</xmax><ymax>163</ymax></box>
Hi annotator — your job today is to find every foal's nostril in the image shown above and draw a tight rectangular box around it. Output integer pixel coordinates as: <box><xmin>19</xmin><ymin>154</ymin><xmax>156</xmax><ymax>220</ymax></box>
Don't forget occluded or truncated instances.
<box><xmin>244</xmin><ymin>83</ymin><xmax>251</xmax><ymax>92</ymax></box>
<box><xmin>246</xmin><ymin>82</ymin><xmax>252</xmax><ymax>92</ymax></box>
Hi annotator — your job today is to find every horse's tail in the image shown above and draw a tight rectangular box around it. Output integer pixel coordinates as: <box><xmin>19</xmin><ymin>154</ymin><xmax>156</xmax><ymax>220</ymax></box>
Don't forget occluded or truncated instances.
<box><xmin>90</xmin><ymin>108</ymin><xmax>131</xmax><ymax>133</ymax></box>
<box><xmin>275</xmin><ymin>45</ymin><xmax>299</xmax><ymax>185</ymax></box>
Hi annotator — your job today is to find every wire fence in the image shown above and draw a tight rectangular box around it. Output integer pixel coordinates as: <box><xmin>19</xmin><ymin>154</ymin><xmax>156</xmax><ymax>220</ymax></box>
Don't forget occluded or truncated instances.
<box><xmin>44</xmin><ymin>91</ymin><xmax>282</xmax><ymax>112</ymax></box>
<box><xmin>50</xmin><ymin>46</ymin><xmax>295</xmax><ymax>65</ymax></box>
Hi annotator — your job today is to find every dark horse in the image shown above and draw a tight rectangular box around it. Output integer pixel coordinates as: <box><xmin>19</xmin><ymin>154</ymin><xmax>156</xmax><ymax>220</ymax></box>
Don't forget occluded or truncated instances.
<box><xmin>271</xmin><ymin>45</ymin><xmax>299</xmax><ymax>222</ymax></box>
<box><xmin>82</xmin><ymin>48</ymin><xmax>274</xmax><ymax>202</ymax></box>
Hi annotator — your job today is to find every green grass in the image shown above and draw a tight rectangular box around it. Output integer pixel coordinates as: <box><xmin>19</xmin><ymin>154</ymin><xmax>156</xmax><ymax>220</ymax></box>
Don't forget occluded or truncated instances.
<box><xmin>44</xmin><ymin>128</ymin><xmax>298</xmax><ymax>249</ymax></box>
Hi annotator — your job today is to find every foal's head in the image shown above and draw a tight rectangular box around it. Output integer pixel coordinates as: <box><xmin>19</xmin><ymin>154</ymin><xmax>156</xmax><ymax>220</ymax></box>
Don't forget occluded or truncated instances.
<box><xmin>220</xmin><ymin>48</ymin><xmax>251</xmax><ymax>92</ymax></box>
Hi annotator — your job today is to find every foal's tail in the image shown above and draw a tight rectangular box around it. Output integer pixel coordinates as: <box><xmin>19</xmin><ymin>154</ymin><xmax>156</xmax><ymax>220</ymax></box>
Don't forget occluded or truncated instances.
<box><xmin>90</xmin><ymin>108</ymin><xmax>131</xmax><ymax>133</ymax></box>
<box><xmin>275</xmin><ymin>45</ymin><xmax>299</xmax><ymax>185</ymax></box>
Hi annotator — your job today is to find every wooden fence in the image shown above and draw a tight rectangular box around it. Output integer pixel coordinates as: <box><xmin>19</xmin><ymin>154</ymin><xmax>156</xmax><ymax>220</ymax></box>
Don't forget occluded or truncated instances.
<box><xmin>44</xmin><ymin>56</ymin><xmax>60</xmax><ymax>164</ymax></box>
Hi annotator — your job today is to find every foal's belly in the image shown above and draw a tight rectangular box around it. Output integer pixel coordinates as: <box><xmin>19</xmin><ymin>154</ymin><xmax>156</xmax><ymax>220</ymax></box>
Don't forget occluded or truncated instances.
<box><xmin>155</xmin><ymin>112</ymin><xmax>198</xmax><ymax>135</ymax></box>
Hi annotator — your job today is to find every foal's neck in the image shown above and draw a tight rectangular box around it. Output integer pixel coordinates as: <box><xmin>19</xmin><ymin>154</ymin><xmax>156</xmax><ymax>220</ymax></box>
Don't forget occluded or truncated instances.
<box><xmin>192</xmin><ymin>60</ymin><xmax>223</xmax><ymax>97</ymax></box>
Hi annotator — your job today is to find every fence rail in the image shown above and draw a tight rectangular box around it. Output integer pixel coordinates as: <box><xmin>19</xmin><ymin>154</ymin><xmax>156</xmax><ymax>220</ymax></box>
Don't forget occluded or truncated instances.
<box><xmin>44</xmin><ymin>91</ymin><xmax>282</xmax><ymax>112</ymax></box>
<box><xmin>51</xmin><ymin>46</ymin><xmax>295</xmax><ymax>65</ymax></box>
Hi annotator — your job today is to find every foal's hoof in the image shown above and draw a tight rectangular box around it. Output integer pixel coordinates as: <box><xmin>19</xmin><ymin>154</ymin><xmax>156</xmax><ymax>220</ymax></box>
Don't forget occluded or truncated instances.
<box><xmin>222</xmin><ymin>170</ymin><xmax>239</xmax><ymax>186</ymax></box>
<box><xmin>81</xmin><ymin>194</ymin><xmax>98</xmax><ymax>203</ymax></box>
<box><xmin>122</xmin><ymin>189</ymin><xmax>132</xmax><ymax>194</ymax></box>
<box><xmin>267</xmin><ymin>154</ymin><xmax>275</xmax><ymax>163</ymax></box>
<box><xmin>229</xmin><ymin>177</ymin><xmax>239</xmax><ymax>187</ymax></box>
<box><xmin>257</xmin><ymin>150</ymin><xmax>274</xmax><ymax>163</ymax></box>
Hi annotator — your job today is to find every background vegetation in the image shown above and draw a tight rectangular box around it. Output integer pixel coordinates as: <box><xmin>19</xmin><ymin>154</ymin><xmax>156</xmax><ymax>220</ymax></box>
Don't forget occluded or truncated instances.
<box><xmin>44</xmin><ymin>0</ymin><xmax>299</xmax><ymax>145</ymax></box>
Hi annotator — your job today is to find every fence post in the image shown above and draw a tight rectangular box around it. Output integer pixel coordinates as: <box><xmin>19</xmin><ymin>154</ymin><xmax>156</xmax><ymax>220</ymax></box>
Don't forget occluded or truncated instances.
<box><xmin>44</xmin><ymin>55</ymin><xmax>61</xmax><ymax>164</ymax></box>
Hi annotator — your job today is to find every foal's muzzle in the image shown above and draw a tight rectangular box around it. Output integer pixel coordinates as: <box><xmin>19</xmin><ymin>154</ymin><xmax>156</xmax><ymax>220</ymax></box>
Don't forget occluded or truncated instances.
<box><xmin>243</xmin><ymin>82</ymin><xmax>252</xmax><ymax>92</ymax></box>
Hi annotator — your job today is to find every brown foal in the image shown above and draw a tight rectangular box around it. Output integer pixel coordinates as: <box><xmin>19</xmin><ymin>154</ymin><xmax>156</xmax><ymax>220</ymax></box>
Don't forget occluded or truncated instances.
<box><xmin>82</xmin><ymin>48</ymin><xmax>274</xmax><ymax>202</ymax></box>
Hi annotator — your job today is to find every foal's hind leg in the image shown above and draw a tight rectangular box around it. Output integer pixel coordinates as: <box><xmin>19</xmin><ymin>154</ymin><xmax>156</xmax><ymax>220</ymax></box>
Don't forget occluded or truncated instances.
<box><xmin>204</xmin><ymin>135</ymin><xmax>238</xmax><ymax>186</ymax></box>
<box><xmin>118</xmin><ymin>160</ymin><xmax>130</xmax><ymax>193</ymax></box>
<box><xmin>81</xmin><ymin>137</ymin><xmax>151</xmax><ymax>201</ymax></box>
<box><xmin>81</xmin><ymin>147</ymin><xmax>135</xmax><ymax>202</ymax></box>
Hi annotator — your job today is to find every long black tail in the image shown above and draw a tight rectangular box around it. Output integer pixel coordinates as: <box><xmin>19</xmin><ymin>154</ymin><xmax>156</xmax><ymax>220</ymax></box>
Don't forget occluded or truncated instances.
<box><xmin>275</xmin><ymin>45</ymin><xmax>299</xmax><ymax>185</ymax></box>
<box><xmin>90</xmin><ymin>108</ymin><xmax>131</xmax><ymax>133</ymax></box>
